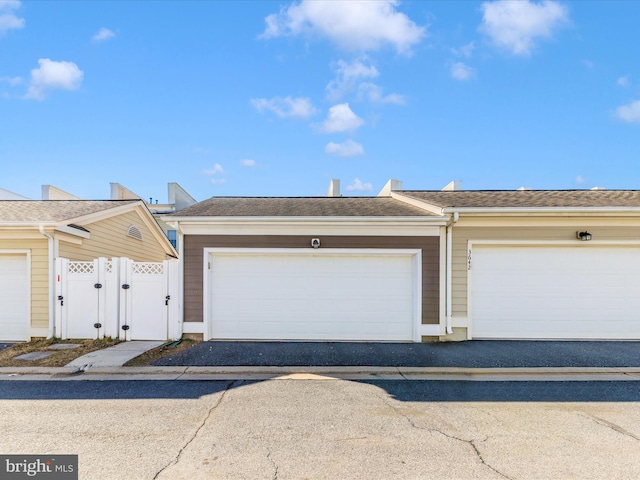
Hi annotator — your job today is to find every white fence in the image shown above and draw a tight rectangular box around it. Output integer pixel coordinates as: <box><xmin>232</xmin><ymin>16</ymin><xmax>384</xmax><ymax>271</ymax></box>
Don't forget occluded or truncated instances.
<box><xmin>55</xmin><ymin>257</ymin><xmax>180</xmax><ymax>341</ymax></box>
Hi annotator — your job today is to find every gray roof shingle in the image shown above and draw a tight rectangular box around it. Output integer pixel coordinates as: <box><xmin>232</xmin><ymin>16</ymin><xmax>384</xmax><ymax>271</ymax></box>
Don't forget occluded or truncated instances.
<box><xmin>0</xmin><ymin>200</ymin><xmax>140</xmax><ymax>223</ymax></box>
<box><xmin>171</xmin><ymin>197</ymin><xmax>438</xmax><ymax>217</ymax></box>
<box><xmin>399</xmin><ymin>190</ymin><xmax>640</xmax><ymax>209</ymax></box>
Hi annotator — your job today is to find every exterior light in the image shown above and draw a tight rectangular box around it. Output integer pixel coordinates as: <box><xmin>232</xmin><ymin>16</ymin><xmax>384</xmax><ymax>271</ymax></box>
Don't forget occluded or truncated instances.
<box><xmin>577</xmin><ymin>231</ymin><xmax>592</xmax><ymax>241</ymax></box>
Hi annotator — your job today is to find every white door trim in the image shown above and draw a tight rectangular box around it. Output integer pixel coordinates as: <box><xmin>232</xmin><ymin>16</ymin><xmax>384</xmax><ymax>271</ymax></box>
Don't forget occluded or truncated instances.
<box><xmin>203</xmin><ymin>247</ymin><xmax>423</xmax><ymax>342</ymax></box>
<box><xmin>0</xmin><ymin>250</ymin><xmax>31</xmax><ymax>341</ymax></box>
<box><xmin>467</xmin><ymin>240</ymin><xmax>640</xmax><ymax>339</ymax></box>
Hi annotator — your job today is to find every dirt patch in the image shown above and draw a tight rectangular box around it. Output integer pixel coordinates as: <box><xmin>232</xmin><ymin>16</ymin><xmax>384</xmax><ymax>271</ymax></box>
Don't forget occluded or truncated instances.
<box><xmin>124</xmin><ymin>339</ymin><xmax>199</xmax><ymax>366</ymax></box>
<box><xmin>0</xmin><ymin>338</ymin><xmax>121</xmax><ymax>367</ymax></box>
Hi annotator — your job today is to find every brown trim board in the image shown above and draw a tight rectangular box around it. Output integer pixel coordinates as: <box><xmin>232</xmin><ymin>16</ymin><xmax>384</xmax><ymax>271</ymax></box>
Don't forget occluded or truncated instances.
<box><xmin>184</xmin><ymin>235</ymin><xmax>440</xmax><ymax>327</ymax></box>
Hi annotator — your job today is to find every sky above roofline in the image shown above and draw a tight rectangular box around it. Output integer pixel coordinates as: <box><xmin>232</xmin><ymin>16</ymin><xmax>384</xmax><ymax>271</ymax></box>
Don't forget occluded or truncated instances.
<box><xmin>2</xmin><ymin>1</ymin><xmax>639</xmax><ymax>202</ymax></box>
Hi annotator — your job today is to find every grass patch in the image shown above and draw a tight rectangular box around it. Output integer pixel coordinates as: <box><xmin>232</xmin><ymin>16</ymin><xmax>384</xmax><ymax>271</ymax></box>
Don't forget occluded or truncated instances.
<box><xmin>0</xmin><ymin>337</ymin><xmax>120</xmax><ymax>368</ymax></box>
<box><xmin>124</xmin><ymin>339</ymin><xmax>199</xmax><ymax>366</ymax></box>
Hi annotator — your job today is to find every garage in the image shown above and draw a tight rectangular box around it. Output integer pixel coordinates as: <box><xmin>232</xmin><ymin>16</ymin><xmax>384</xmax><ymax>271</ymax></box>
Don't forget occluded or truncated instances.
<box><xmin>205</xmin><ymin>249</ymin><xmax>422</xmax><ymax>341</ymax></box>
<box><xmin>470</xmin><ymin>245</ymin><xmax>640</xmax><ymax>339</ymax></box>
<box><xmin>0</xmin><ymin>253</ymin><xmax>29</xmax><ymax>341</ymax></box>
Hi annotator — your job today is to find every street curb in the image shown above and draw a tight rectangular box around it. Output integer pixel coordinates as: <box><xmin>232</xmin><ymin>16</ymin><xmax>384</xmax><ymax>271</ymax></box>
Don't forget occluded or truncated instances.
<box><xmin>2</xmin><ymin>366</ymin><xmax>640</xmax><ymax>377</ymax></box>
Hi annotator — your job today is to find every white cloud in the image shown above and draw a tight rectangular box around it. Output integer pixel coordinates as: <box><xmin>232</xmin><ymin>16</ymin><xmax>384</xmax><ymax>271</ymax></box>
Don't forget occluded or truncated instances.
<box><xmin>240</xmin><ymin>159</ymin><xmax>256</xmax><ymax>167</ymax></box>
<box><xmin>325</xmin><ymin>140</ymin><xmax>365</xmax><ymax>157</ymax></box>
<box><xmin>326</xmin><ymin>59</ymin><xmax>404</xmax><ymax>105</ymax></box>
<box><xmin>92</xmin><ymin>27</ymin><xmax>115</xmax><ymax>42</ymax></box>
<box><xmin>451</xmin><ymin>41</ymin><xmax>475</xmax><ymax>58</ymax></box>
<box><xmin>346</xmin><ymin>178</ymin><xmax>373</xmax><ymax>192</ymax></box>
<box><xmin>326</xmin><ymin>59</ymin><xmax>379</xmax><ymax>101</ymax></box>
<box><xmin>451</xmin><ymin>62</ymin><xmax>476</xmax><ymax>81</ymax></box>
<box><xmin>251</xmin><ymin>96</ymin><xmax>317</xmax><ymax>119</ymax></box>
<box><xmin>204</xmin><ymin>163</ymin><xmax>226</xmax><ymax>184</ymax></box>
<box><xmin>0</xmin><ymin>0</ymin><xmax>24</xmax><ymax>36</ymax></box>
<box><xmin>479</xmin><ymin>0</ymin><xmax>569</xmax><ymax>56</ymax></box>
<box><xmin>319</xmin><ymin>103</ymin><xmax>364</xmax><ymax>133</ymax></box>
<box><xmin>24</xmin><ymin>58</ymin><xmax>83</xmax><ymax>100</ymax></box>
<box><xmin>617</xmin><ymin>75</ymin><xmax>631</xmax><ymax>87</ymax></box>
<box><xmin>203</xmin><ymin>163</ymin><xmax>224</xmax><ymax>175</ymax></box>
<box><xmin>358</xmin><ymin>82</ymin><xmax>405</xmax><ymax>104</ymax></box>
<box><xmin>0</xmin><ymin>75</ymin><xmax>22</xmax><ymax>86</ymax></box>
<box><xmin>261</xmin><ymin>0</ymin><xmax>426</xmax><ymax>54</ymax></box>
<box><xmin>615</xmin><ymin>100</ymin><xmax>640</xmax><ymax>123</ymax></box>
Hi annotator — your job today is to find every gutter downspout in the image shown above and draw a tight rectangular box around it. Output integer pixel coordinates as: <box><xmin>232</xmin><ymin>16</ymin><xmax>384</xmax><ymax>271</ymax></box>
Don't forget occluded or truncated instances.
<box><xmin>445</xmin><ymin>212</ymin><xmax>459</xmax><ymax>335</ymax></box>
<box><xmin>39</xmin><ymin>226</ymin><xmax>55</xmax><ymax>339</ymax></box>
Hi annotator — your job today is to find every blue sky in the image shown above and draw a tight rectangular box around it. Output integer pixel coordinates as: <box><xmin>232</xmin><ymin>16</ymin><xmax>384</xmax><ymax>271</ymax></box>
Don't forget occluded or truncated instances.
<box><xmin>1</xmin><ymin>1</ymin><xmax>639</xmax><ymax>201</ymax></box>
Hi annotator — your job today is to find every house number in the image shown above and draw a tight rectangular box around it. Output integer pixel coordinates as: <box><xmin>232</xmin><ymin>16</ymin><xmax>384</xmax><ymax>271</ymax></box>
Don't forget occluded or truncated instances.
<box><xmin>467</xmin><ymin>250</ymin><xmax>472</xmax><ymax>270</ymax></box>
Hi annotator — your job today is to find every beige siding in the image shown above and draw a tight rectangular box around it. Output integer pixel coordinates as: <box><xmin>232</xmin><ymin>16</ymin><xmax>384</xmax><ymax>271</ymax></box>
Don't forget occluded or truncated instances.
<box><xmin>0</xmin><ymin>237</ymin><xmax>49</xmax><ymax>331</ymax></box>
<box><xmin>59</xmin><ymin>210</ymin><xmax>169</xmax><ymax>262</ymax></box>
<box><xmin>452</xmin><ymin>221</ymin><xmax>640</xmax><ymax>316</ymax></box>
<box><xmin>184</xmin><ymin>235</ymin><xmax>440</xmax><ymax>327</ymax></box>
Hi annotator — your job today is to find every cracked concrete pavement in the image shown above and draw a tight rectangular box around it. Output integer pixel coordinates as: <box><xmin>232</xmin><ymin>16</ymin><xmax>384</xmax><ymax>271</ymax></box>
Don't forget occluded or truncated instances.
<box><xmin>2</xmin><ymin>379</ymin><xmax>640</xmax><ymax>479</ymax></box>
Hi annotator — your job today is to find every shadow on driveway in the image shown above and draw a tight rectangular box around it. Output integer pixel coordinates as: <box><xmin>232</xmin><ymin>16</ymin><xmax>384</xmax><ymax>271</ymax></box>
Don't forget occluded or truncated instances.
<box><xmin>153</xmin><ymin>340</ymin><xmax>640</xmax><ymax>368</ymax></box>
<box><xmin>1</xmin><ymin>379</ymin><xmax>639</xmax><ymax>403</ymax></box>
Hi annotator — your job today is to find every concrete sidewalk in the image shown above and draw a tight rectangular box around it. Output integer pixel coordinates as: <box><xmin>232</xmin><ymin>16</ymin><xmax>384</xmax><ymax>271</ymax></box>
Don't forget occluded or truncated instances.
<box><xmin>65</xmin><ymin>341</ymin><xmax>164</xmax><ymax>368</ymax></box>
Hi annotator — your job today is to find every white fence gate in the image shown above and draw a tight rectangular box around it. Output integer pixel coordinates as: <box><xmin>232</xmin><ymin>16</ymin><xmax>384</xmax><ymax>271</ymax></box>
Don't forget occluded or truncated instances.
<box><xmin>55</xmin><ymin>257</ymin><xmax>180</xmax><ymax>341</ymax></box>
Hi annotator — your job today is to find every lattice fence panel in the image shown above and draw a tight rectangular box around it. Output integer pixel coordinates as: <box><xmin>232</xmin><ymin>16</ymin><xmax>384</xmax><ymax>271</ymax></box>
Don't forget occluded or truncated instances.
<box><xmin>68</xmin><ymin>261</ymin><xmax>95</xmax><ymax>275</ymax></box>
<box><xmin>132</xmin><ymin>262</ymin><xmax>164</xmax><ymax>275</ymax></box>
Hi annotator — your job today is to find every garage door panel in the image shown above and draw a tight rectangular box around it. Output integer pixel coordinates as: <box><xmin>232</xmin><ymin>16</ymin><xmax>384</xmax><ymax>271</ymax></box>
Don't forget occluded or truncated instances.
<box><xmin>471</xmin><ymin>246</ymin><xmax>640</xmax><ymax>339</ymax></box>
<box><xmin>209</xmin><ymin>252</ymin><xmax>416</xmax><ymax>341</ymax></box>
<box><xmin>0</xmin><ymin>254</ymin><xmax>29</xmax><ymax>341</ymax></box>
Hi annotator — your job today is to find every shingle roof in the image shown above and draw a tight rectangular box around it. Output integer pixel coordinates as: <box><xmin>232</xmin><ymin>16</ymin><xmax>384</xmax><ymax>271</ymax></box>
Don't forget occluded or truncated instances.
<box><xmin>399</xmin><ymin>190</ymin><xmax>640</xmax><ymax>209</ymax></box>
<box><xmin>172</xmin><ymin>197</ymin><xmax>439</xmax><ymax>217</ymax></box>
<box><xmin>0</xmin><ymin>200</ymin><xmax>140</xmax><ymax>223</ymax></box>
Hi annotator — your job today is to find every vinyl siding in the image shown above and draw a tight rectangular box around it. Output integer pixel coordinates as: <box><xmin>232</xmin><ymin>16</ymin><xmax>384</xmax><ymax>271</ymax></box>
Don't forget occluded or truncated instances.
<box><xmin>452</xmin><ymin>222</ymin><xmax>640</xmax><ymax>316</ymax></box>
<box><xmin>0</xmin><ymin>237</ymin><xmax>49</xmax><ymax>331</ymax></box>
<box><xmin>58</xmin><ymin>210</ymin><xmax>169</xmax><ymax>262</ymax></box>
<box><xmin>184</xmin><ymin>235</ymin><xmax>440</xmax><ymax>326</ymax></box>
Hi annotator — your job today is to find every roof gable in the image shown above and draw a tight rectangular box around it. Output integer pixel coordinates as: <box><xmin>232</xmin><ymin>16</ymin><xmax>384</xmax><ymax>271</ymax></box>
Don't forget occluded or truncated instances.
<box><xmin>0</xmin><ymin>200</ymin><xmax>140</xmax><ymax>224</ymax></box>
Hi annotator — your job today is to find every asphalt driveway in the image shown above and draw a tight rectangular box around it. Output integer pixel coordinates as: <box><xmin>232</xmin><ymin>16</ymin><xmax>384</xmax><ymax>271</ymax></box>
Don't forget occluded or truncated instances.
<box><xmin>153</xmin><ymin>340</ymin><xmax>640</xmax><ymax>368</ymax></box>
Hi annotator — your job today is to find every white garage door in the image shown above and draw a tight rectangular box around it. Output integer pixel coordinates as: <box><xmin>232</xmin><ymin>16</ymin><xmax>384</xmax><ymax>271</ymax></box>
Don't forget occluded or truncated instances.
<box><xmin>207</xmin><ymin>250</ymin><xmax>419</xmax><ymax>341</ymax></box>
<box><xmin>470</xmin><ymin>246</ymin><xmax>640</xmax><ymax>339</ymax></box>
<box><xmin>0</xmin><ymin>253</ymin><xmax>29</xmax><ymax>341</ymax></box>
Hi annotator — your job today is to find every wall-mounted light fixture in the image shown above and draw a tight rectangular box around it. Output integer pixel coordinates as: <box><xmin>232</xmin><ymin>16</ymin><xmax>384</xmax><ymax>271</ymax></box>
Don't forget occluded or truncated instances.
<box><xmin>576</xmin><ymin>231</ymin><xmax>592</xmax><ymax>241</ymax></box>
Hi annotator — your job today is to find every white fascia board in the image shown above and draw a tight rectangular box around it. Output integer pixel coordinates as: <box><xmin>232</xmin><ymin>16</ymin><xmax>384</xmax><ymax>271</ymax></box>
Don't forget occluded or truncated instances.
<box><xmin>67</xmin><ymin>201</ymin><xmax>178</xmax><ymax>258</ymax></box>
<box><xmin>55</xmin><ymin>225</ymin><xmax>90</xmax><ymax>239</ymax></box>
<box><xmin>442</xmin><ymin>206</ymin><xmax>640</xmax><ymax>215</ymax></box>
<box><xmin>132</xmin><ymin>205</ymin><xmax>179</xmax><ymax>258</ymax></box>
<box><xmin>172</xmin><ymin>217</ymin><xmax>445</xmax><ymax>236</ymax></box>
<box><xmin>0</xmin><ymin>222</ymin><xmax>58</xmax><ymax>228</ymax></box>
<box><xmin>390</xmin><ymin>192</ymin><xmax>447</xmax><ymax>215</ymax></box>
<box><xmin>62</xmin><ymin>200</ymin><xmax>145</xmax><ymax>226</ymax></box>
<box><xmin>166</xmin><ymin>215</ymin><xmax>447</xmax><ymax>223</ymax></box>
<box><xmin>0</xmin><ymin>230</ymin><xmax>50</xmax><ymax>239</ymax></box>
<box><xmin>54</xmin><ymin>232</ymin><xmax>84</xmax><ymax>245</ymax></box>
